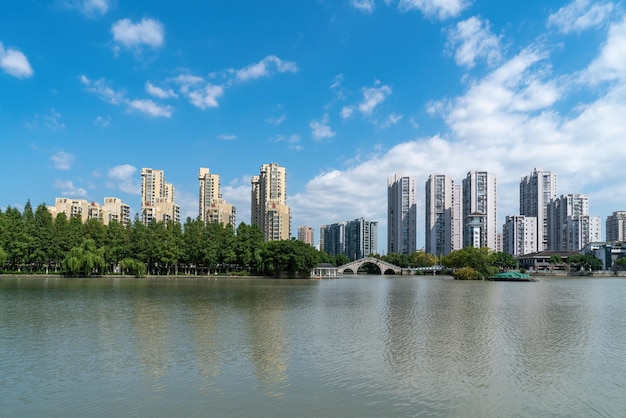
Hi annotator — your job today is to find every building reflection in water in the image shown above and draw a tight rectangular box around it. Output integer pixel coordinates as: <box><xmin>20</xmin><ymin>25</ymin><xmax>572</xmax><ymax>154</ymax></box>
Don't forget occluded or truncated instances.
<box><xmin>240</xmin><ymin>286</ymin><xmax>289</xmax><ymax>398</ymax></box>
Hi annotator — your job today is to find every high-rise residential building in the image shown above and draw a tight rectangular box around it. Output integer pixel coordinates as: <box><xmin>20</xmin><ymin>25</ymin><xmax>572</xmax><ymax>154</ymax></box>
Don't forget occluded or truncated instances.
<box><xmin>519</xmin><ymin>168</ymin><xmax>557</xmax><ymax>252</ymax></box>
<box><xmin>606</xmin><ymin>211</ymin><xmax>626</xmax><ymax>242</ymax></box>
<box><xmin>321</xmin><ymin>222</ymin><xmax>346</xmax><ymax>257</ymax></box>
<box><xmin>198</xmin><ymin>168</ymin><xmax>236</xmax><ymax>227</ymax></box>
<box><xmin>425</xmin><ymin>174</ymin><xmax>462</xmax><ymax>257</ymax></box>
<box><xmin>564</xmin><ymin>215</ymin><xmax>601</xmax><ymax>250</ymax></box>
<box><xmin>548</xmin><ymin>193</ymin><xmax>587</xmax><ymax>250</ymax></box>
<box><xmin>503</xmin><ymin>215</ymin><xmax>537</xmax><ymax>256</ymax></box>
<box><xmin>346</xmin><ymin>218</ymin><xmax>378</xmax><ymax>261</ymax></box>
<box><xmin>462</xmin><ymin>171</ymin><xmax>497</xmax><ymax>249</ymax></box>
<box><xmin>298</xmin><ymin>226</ymin><xmax>315</xmax><ymax>246</ymax></box>
<box><xmin>251</xmin><ymin>163</ymin><xmax>291</xmax><ymax>241</ymax></box>
<box><xmin>103</xmin><ymin>197</ymin><xmax>131</xmax><ymax>226</ymax></box>
<box><xmin>321</xmin><ymin>218</ymin><xmax>377</xmax><ymax>261</ymax></box>
<box><xmin>141</xmin><ymin>167</ymin><xmax>180</xmax><ymax>225</ymax></box>
<box><xmin>48</xmin><ymin>197</ymin><xmax>130</xmax><ymax>226</ymax></box>
<box><xmin>387</xmin><ymin>174</ymin><xmax>417</xmax><ymax>255</ymax></box>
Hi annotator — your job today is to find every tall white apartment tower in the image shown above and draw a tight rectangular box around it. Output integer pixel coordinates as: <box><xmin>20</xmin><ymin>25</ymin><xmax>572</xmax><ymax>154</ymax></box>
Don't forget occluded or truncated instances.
<box><xmin>387</xmin><ymin>174</ymin><xmax>417</xmax><ymax>255</ymax></box>
<box><xmin>462</xmin><ymin>171</ymin><xmax>497</xmax><ymax>250</ymax></box>
<box><xmin>251</xmin><ymin>163</ymin><xmax>291</xmax><ymax>241</ymax></box>
<box><xmin>548</xmin><ymin>194</ymin><xmax>600</xmax><ymax>250</ymax></box>
<box><xmin>548</xmin><ymin>193</ymin><xmax>588</xmax><ymax>250</ymax></box>
<box><xmin>141</xmin><ymin>168</ymin><xmax>180</xmax><ymax>225</ymax></box>
<box><xmin>425</xmin><ymin>174</ymin><xmax>462</xmax><ymax>257</ymax></box>
<box><xmin>503</xmin><ymin>215</ymin><xmax>537</xmax><ymax>256</ymax></box>
<box><xmin>519</xmin><ymin>168</ymin><xmax>557</xmax><ymax>252</ymax></box>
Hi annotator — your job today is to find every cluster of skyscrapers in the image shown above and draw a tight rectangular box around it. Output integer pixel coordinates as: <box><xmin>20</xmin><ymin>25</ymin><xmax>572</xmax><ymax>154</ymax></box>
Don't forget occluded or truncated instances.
<box><xmin>45</xmin><ymin>164</ymin><xmax>626</xmax><ymax>262</ymax></box>
<box><xmin>388</xmin><ymin>168</ymin><xmax>623</xmax><ymax>258</ymax></box>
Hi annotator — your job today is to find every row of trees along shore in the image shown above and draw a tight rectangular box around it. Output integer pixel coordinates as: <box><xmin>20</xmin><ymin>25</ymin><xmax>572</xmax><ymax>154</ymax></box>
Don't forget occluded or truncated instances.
<box><xmin>0</xmin><ymin>201</ymin><xmax>605</xmax><ymax>279</ymax></box>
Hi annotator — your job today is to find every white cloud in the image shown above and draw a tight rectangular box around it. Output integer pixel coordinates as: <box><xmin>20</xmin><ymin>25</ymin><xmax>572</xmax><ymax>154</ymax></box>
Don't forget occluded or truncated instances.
<box><xmin>271</xmin><ymin>134</ymin><xmax>302</xmax><ymax>151</ymax></box>
<box><xmin>186</xmin><ymin>84</ymin><xmax>224</xmax><ymax>109</ymax></box>
<box><xmin>107</xmin><ymin>164</ymin><xmax>140</xmax><ymax>194</ymax></box>
<box><xmin>234</xmin><ymin>55</ymin><xmax>297</xmax><ymax>83</ymax></box>
<box><xmin>266</xmin><ymin>114</ymin><xmax>286</xmax><ymax>125</ymax></box>
<box><xmin>59</xmin><ymin>0</ymin><xmax>110</xmax><ymax>16</ymax></box>
<box><xmin>447</xmin><ymin>16</ymin><xmax>502</xmax><ymax>69</ymax></box>
<box><xmin>145</xmin><ymin>81</ymin><xmax>178</xmax><ymax>99</ymax></box>
<box><xmin>80</xmin><ymin>75</ymin><xmax>124</xmax><ymax>104</ymax></box>
<box><xmin>310</xmin><ymin>114</ymin><xmax>336</xmax><ymax>140</ymax></box>
<box><xmin>51</xmin><ymin>151</ymin><xmax>74</xmax><ymax>170</ymax></box>
<box><xmin>583</xmin><ymin>16</ymin><xmax>626</xmax><ymax>84</ymax></box>
<box><xmin>94</xmin><ymin>115</ymin><xmax>111</xmax><ymax>127</ymax></box>
<box><xmin>54</xmin><ymin>180</ymin><xmax>88</xmax><ymax>198</ymax></box>
<box><xmin>127</xmin><ymin>99</ymin><xmax>173</xmax><ymax>118</ymax></box>
<box><xmin>548</xmin><ymin>0</ymin><xmax>614</xmax><ymax>34</ymax></box>
<box><xmin>397</xmin><ymin>0</ymin><xmax>470</xmax><ymax>20</ymax></box>
<box><xmin>380</xmin><ymin>113</ymin><xmax>404</xmax><ymax>127</ymax></box>
<box><xmin>81</xmin><ymin>75</ymin><xmax>173</xmax><ymax>117</ymax></box>
<box><xmin>217</xmin><ymin>134</ymin><xmax>237</xmax><ymax>140</ymax></box>
<box><xmin>351</xmin><ymin>0</ymin><xmax>375</xmax><ymax>13</ymax></box>
<box><xmin>111</xmin><ymin>18</ymin><xmax>164</xmax><ymax>49</ymax></box>
<box><xmin>0</xmin><ymin>42</ymin><xmax>33</xmax><ymax>79</ymax></box>
<box><xmin>359</xmin><ymin>83</ymin><xmax>392</xmax><ymax>114</ymax></box>
<box><xmin>341</xmin><ymin>106</ymin><xmax>355</xmax><ymax>119</ymax></box>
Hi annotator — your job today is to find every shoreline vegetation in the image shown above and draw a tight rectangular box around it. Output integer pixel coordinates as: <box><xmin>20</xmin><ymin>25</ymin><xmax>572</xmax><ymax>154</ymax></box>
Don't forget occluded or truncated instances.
<box><xmin>0</xmin><ymin>201</ymin><xmax>613</xmax><ymax>280</ymax></box>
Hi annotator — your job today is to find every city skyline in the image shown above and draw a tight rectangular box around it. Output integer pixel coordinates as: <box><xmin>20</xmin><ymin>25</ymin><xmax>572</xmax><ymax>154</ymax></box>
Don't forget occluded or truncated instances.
<box><xmin>2</xmin><ymin>1</ymin><xmax>626</xmax><ymax>252</ymax></box>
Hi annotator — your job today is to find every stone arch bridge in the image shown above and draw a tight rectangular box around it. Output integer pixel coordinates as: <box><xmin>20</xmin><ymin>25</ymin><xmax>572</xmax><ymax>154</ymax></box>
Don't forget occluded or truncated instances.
<box><xmin>336</xmin><ymin>257</ymin><xmax>402</xmax><ymax>275</ymax></box>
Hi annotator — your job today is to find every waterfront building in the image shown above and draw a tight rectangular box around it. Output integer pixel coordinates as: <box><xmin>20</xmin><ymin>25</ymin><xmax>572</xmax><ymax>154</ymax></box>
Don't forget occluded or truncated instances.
<box><xmin>581</xmin><ymin>242</ymin><xmax>626</xmax><ymax>270</ymax></box>
<box><xmin>141</xmin><ymin>168</ymin><xmax>180</xmax><ymax>225</ymax></box>
<box><xmin>519</xmin><ymin>168</ymin><xmax>557</xmax><ymax>252</ymax></box>
<box><xmin>606</xmin><ymin>211</ymin><xmax>626</xmax><ymax>242</ymax></box>
<box><xmin>319</xmin><ymin>226</ymin><xmax>326</xmax><ymax>252</ymax></box>
<box><xmin>103</xmin><ymin>197</ymin><xmax>131</xmax><ymax>226</ymax></box>
<box><xmin>387</xmin><ymin>174</ymin><xmax>417</xmax><ymax>255</ymax></box>
<box><xmin>425</xmin><ymin>174</ymin><xmax>462</xmax><ymax>257</ymax></box>
<box><xmin>462</xmin><ymin>171</ymin><xmax>497</xmax><ymax>249</ymax></box>
<box><xmin>547</xmin><ymin>193</ymin><xmax>593</xmax><ymax>250</ymax></box>
<box><xmin>503</xmin><ymin>215</ymin><xmax>537</xmax><ymax>256</ymax></box>
<box><xmin>564</xmin><ymin>215</ymin><xmax>601</xmax><ymax>251</ymax></box>
<box><xmin>321</xmin><ymin>222</ymin><xmax>346</xmax><ymax>257</ymax></box>
<box><xmin>251</xmin><ymin>163</ymin><xmax>291</xmax><ymax>241</ymax></box>
<box><xmin>345</xmin><ymin>218</ymin><xmax>378</xmax><ymax>261</ymax></box>
<box><xmin>48</xmin><ymin>197</ymin><xmax>130</xmax><ymax>226</ymax></box>
<box><xmin>298</xmin><ymin>226</ymin><xmax>315</xmax><ymax>246</ymax></box>
<box><xmin>198</xmin><ymin>168</ymin><xmax>236</xmax><ymax>227</ymax></box>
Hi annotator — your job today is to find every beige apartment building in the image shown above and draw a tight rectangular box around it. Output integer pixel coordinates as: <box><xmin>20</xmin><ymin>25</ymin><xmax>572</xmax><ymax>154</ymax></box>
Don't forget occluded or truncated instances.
<box><xmin>198</xmin><ymin>168</ymin><xmax>236</xmax><ymax>227</ymax></box>
<box><xmin>141</xmin><ymin>167</ymin><xmax>180</xmax><ymax>224</ymax></box>
<box><xmin>48</xmin><ymin>197</ymin><xmax>130</xmax><ymax>226</ymax></box>
<box><xmin>251</xmin><ymin>163</ymin><xmax>291</xmax><ymax>241</ymax></box>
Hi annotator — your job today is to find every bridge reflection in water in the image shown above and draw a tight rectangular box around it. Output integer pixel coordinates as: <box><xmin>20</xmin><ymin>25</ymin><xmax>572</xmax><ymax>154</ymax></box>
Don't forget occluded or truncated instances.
<box><xmin>336</xmin><ymin>257</ymin><xmax>443</xmax><ymax>275</ymax></box>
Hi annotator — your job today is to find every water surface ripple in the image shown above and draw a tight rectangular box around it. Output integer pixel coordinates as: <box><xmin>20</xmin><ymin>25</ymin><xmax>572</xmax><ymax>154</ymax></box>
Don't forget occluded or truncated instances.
<box><xmin>1</xmin><ymin>276</ymin><xmax>625</xmax><ymax>417</ymax></box>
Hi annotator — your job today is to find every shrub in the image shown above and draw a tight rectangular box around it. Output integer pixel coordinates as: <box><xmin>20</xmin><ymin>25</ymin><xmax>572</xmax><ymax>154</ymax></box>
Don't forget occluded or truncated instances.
<box><xmin>452</xmin><ymin>267</ymin><xmax>482</xmax><ymax>280</ymax></box>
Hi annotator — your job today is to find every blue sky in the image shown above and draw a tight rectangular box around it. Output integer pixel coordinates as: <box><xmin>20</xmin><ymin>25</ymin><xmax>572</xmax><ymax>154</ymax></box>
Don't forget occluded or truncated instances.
<box><xmin>2</xmin><ymin>0</ymin><xmax>626</xmax><ymax>251</ymax></box>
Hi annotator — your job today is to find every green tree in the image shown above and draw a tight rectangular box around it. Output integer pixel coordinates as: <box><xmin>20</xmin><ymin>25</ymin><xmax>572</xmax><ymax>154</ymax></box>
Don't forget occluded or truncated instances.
<box><xmin>3</xmin><ymin>207</ymin><xmax>28</xmax><ymax>271</ymax></box>
<box><xmin>104</xmin><ymin>220</ymin><xmax>129</xmax><ymax>273</ymax></box>
<box><xmin>182</xmin><ymin>217</ymin><xmax>205</xmax><ymax>274</ymax></box>
<box><xmin>235</xmin><ymin>223</ymin><xmax>264</xmax><ymax>274</ymax></box>
<box><xmin>441</xmin><ymin>247</ymin><xmax>497</xmax><ymax>279</ymax></box>
<box><xmin>84</xmin><ymin>218</ymin><xmax>107</xmax><ymax>248</ymax></box>
<box><xmin>568</xmin><ymin>254</ymin><xmax>602</xmax><ymax>271</ymax></box>
<box><xmin>63</xmin><ymin>239</ymin><xmax>106</xmax><ymax>276</ymax></box>
<box><xmin>120</xmin><ymin>257</ymin><xmax>147</xmax><ymax>277</ymax></box>
<box><xmin>549</xmin><ymin>254</ymin><xmax>563</xmax><ymax>265</ymax></box>
<box><xmin>410</xmin><ymin>251</ymin><xmax>438</xmax><ymax>267</ymax></box>
<box><xmin>491</xmin><ymin>252</ymin><xmax>517</xmax><ymax>271</ymax></box>
<box><xmin>333</xmin><ymin>253</ymin><xmax>350</xmax><ymax>267</ymax></box>
<box><xmin>31</xmin><ymin>203</ymin><xmax>54</xmax><ymax>273</ymax></box>
<box><xmin>261</xmin><ymin>239</ymin><xmax>320</xmax><ymax>277</ymax></box>
<box><xmin>0</xmin><ymin>246</ymin><xmax>7</xmax><ymax>271</ymax></box>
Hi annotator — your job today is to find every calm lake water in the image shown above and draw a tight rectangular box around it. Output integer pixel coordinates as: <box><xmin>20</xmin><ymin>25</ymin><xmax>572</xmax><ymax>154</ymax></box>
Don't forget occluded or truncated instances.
<box><xmin>1</xmin><ymin>275</ymin><xmax>626</xmax><ymax>417</ymax></box>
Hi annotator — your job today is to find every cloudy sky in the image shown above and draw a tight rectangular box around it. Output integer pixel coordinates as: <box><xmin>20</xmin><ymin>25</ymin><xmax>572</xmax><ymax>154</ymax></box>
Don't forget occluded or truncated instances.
<box><xmin>2</xmin><ymin>0</ymin><xmax>625</xmax><ymax>251</ymax></box>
